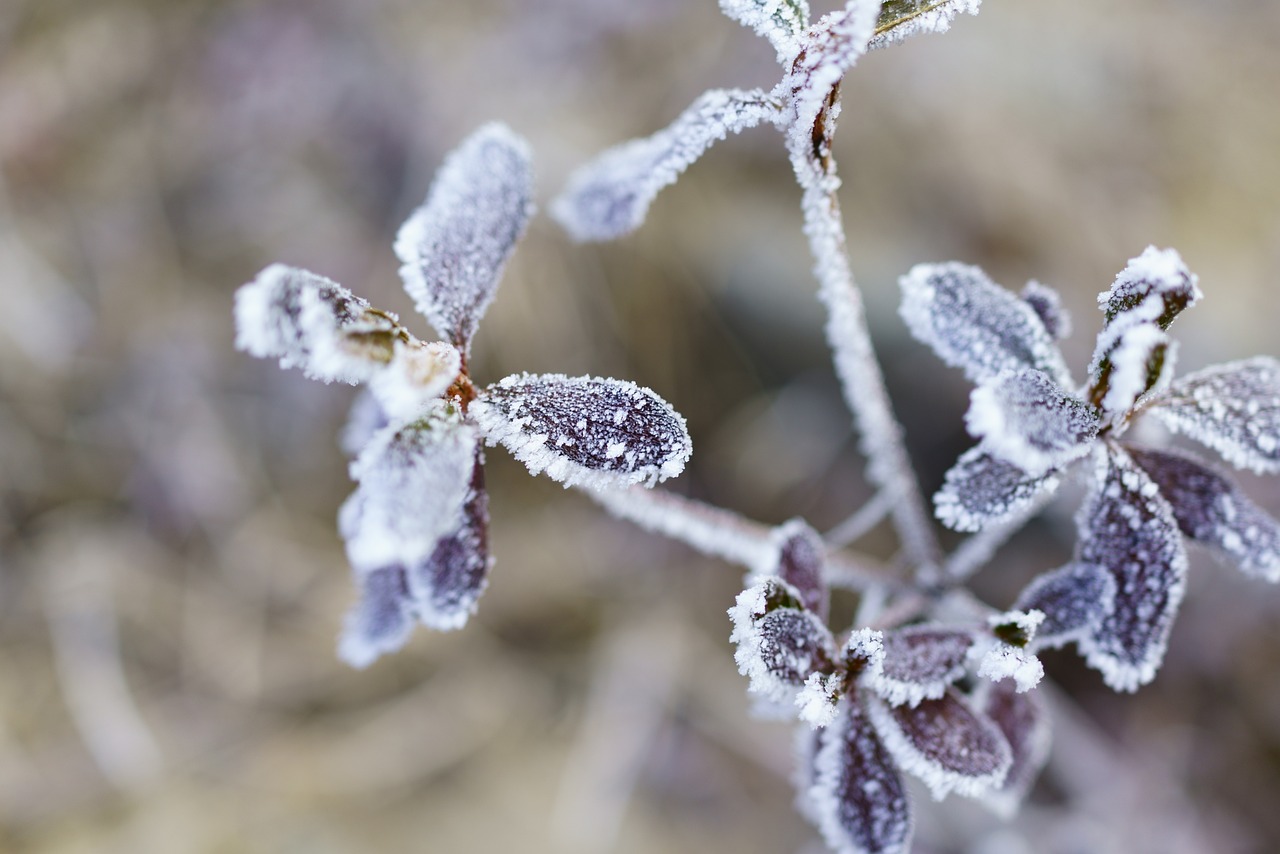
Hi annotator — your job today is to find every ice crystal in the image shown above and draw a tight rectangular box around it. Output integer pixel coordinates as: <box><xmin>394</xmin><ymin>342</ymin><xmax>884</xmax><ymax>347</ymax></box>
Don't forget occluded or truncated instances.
<box><xmin>720</xmin><ymin>0</ymin><xmax>811</xmax><ymax>61</ymax></box>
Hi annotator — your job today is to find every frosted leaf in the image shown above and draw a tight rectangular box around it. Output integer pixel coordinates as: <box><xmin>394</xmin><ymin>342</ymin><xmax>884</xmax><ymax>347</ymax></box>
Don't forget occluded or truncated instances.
<box><xmin>338</xmin><ymin>565</ymin><xmax>414</xmax><ymax>668</ymax></box>
<box><xmin>1014</xmin><ymin>563</ymin><xmax>1117</xmax><ymax>651</ymax></box>
<box><xmin>471</xmin><ymin>373</ymin><xmax>692</xmax><ymax>490</ymax></box>
<box><xmin>898</xmin><ymin>262</ymin><xmax>1071</xmax><ymax>388</ymax></box>
<box><xmin>405</xmin><ymin>450</ymin><xmax>492</xmax><ymax>630</ymax></box>
<box><xmin>773</xmin><ymin>518</ymin><xmax>829</xmax><ymax>620</ymax></box>
<box><xmin>865</xmin><ymin>625</ymin><xmax>975</xmax><ymax>707</ymax></box>
<box><xmin>367</xmin><ymin>340</ymin><xmax>461</xmax><ymax>422</ymax></box>
<box><xmin>234</xmin><ymin>264</ymin><xmax>402</xmax><ymax>385</ymax></box>
<box><xmin>1128</xmin><ymin>447</ymin><xmax>1280</xmax><ymax>582</ymax></box>
<box><xmin>340</xmin><ymin>390</ymin><xmax>389</xmax><ymax>457</ymax></box>
<box><xmin>1097</xmin><ymin>246</ymin><xmax>1201</xmax><ymax>330</ymax></box>
<box><xmin>394</xmin><ymin>123</ymin><xmax>533</xmax><ymax>350</ymax></box>
<box><xmin>729</xmin><ymin>577</ymin><xmax>838</xmax><ymax>709</ymax></box>
<box><xmin>798</xmin><ymin>671</ymin><xmax>845</xmax><ymax>727</ymax></box>
<box><xmin>810</xmin><ymin>699</ymin><xmax>913</xmax><ymax>854</ymax></box>
<box><xmin>339</xmin><ymin>411</ymin><xmax>477</xmax><ymax>576</ymax></box>
<box><xmin>866</xmin><ymin>689</ymin><xmax>1012</xmax><ymax>801</ymax></box>
<box><xmin>978</xmin><ymin>680</ymin><xmax>1051</xmax><ymax>819</ymax></box>
<box><xmin>1020</xmin><ymin>280</ymin><xmax>1070</xmax><ymax>341</ymax></box>
<box><xmin>868</xmin><ymin>0</ymin><xmax>983</xmax><ymax>50</ymax></box>
<box><xmin>1077</xmin><ymin>445</ymin><xmax>1188</xmax><ymax>692</ymax></box>
<box><xmin>935</xmin><ymin>447</ymin><xmax>1061</xmax><ymax>533</ymax></box>
<box><xmin>966</xmin><ymin>369</ymin><xmax>1099</xmax><ymax>475</ymax></box>
<box><xmin>784</xmin><ymin>0</ymin><xmax>881</xmax><ymax>153</ymax></box>
<box><xmin>719</xmin><ymin>0</ymin><xmax>810</xmax><ymax>61</ymax></box>
<box><xmin>1087</xmin><ymin>320</ymin><xmax>1176</xmax><ymax>418</ymax></box>
<box><xmin>1148</xmin><ymin>357</ymin><xmax>1280</xmax><ymax>475</ymax></box>
<box><xmin>552</xmin><ymin>89</ymin><xmax>780</xmax><ymax>242</ymax></box>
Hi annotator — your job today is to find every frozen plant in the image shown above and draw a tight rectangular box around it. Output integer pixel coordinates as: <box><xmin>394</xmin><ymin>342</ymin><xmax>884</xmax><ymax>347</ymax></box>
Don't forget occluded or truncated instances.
<box><xmin>233</xmin><ymin>1</ymin><xmax>1280</xmax><ymax>852</ymax></box>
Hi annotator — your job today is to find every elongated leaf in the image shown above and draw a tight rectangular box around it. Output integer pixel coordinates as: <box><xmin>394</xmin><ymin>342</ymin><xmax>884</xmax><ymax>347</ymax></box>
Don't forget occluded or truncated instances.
<box><xmin>866</xmin><ymin>689</ymin><xmax>1011</xmax><ymax>801</ymax></box>
<box><xmin>899</xmin><ymin>262</ymin><xmax>1072</xmax><ymax>388</ymax></box>
<box><xmin>1077</xmin><ymin>445</ymin><xmax>1188</xmax><ymax>692</ymax></box>
<box><xmin>935</xmin><ymin>447</ymin><xmax>1061</xmax><ymax>533</ymax></box>
<box><xmin>810</xmin><ymin>699</ymin><xmax>913</xmax><ymax>854</ymax></box>
<box><xmin>1128</xmin><ymin>447</ymin><xmax>1280</xmax><ymax>582</ymax></box>
<box><xmin>1087</xmin><ymin>319</ymin><xmax>1175</xmax><ymax>417</ymax></box>
<box><xmin>405</xmin><ymin>449</ymin><xmax>492</xmax><ymax>629</ymax></box>
<box><xmin>338</xmin><ymin>565</ymin><xmax>415</xmax><ymax>668</ymax></box>
<box><xmin>395</xmin><ymin>123</ymin><xmax>533</xmax><ymax>350</ymax></box>
<box><xmin>234</xmin><ymin>264</ymin><xmax>403</xmax><ymax>384</ymax></box>
<box><xmin>729</xmin><ymin>577</ymin><xmax>838</xmax><ymax>711</ymax></box>
<box><xmin>865</xmin><ymin>625</ymin><xmax>975</xmax><ymax>707</ymax></box>
<box><xmin>1148</xmin><ymin>356</ymin><xmax>1280</xmax><ymax>474</ymax></box>
<box><xmin>719</xmin><ymin>0</ymin><xmax>810</xmax><ymax>60</ymax></box>
<box><xmin>471</xmin><ymin>373</ymin><xmax>692</xmax><ymax>490</ymax></box>
<box><xmin>966</xmin><ymin>369</ymin><xmax>1099</xmax><ymax>475</ymax></box>
<box><xmin>1097</xmin><ymin>246</ymin><xmax>1201</xmax><ymax>330</ymax></box>
<box><xmin>979</xmin><ymin>680</ymin><xmax>1051</xmax><ymax>818</ymax></box>
<box><xmin>1014</xmin><ymin>563</ymin><xmax>1116</xmax><ymax>651</ymax></box>
<box><xmin>552</xmin><ymin>89</ymin><xmax>780</xmax><ymax>242</ymax></box>
<box><xmin>869</xmin><ymin>0</ymin><xmax>983</xmax><ymax>50</ymax></box>
<box><xmin>773</xmin><ymin>518</ymin><xmax>829</xmax><ymax>620</ymax></box>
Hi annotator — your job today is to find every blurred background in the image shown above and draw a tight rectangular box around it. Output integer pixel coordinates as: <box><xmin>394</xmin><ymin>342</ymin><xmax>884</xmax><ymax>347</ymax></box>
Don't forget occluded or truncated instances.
<box><xmin>2</xmin><ymin>0</ymin><xmax>1279</xmax><ymax>851</ymax></box>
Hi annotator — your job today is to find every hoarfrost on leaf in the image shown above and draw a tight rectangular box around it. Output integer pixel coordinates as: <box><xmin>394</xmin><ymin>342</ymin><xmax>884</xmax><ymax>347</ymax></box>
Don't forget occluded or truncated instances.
<box><xmin>935</xmin><ymin>447</ymin><xmax>1060</xmax><ymax>532</ymax></box>
<box><xmin>783</xmin><ymin>0</ymin><xmax>881</xmax><ymax>152</ymax></box>
<box><xmin>975</xmin><ymin>641</ymin><xmax>1043</xmax><ymax>694</ymax></box>
<box><xmin>865</xmin><ymin>625</ymin><xmax>975</xmax><ymax>707</ymax></box>
<box><xmin>965</xmin><ymin>369</ymin><xmax>1099</xmax><ymax>475</ymax></box>
<box><xmin>798</xmin><ymin>671</ymin><xmax>845</xmax><ymax>727</ymax></box>
<box><xmin>978</xmin><ymin>679</ymin><xmax>1051</xmax><ymax>819</ymax></box>
<box><xmin>868</xmin><ymin>0</ymin><xmax>983</xmax><ymax>50</ymax></box>
<box><xmin>1088</xmin><ymin>320</ymin><xmax>1175</xmax><ymax>419</ymax></box>
<box><xmin>551</xmin><ymin>89</ymin><xmax>781</xmax><ymax>242</ymax></box>
<box><xmin>1077</xmin><ymin>445</ymin><xmax>1188</xmax><ymax>692</ymax></box>
<box><xmin>366</xmin><ymin>340</ymin><xmax>461</xmax><ymax>422</ymax></box>
<box><xmin>729</xmin><ymin>577</ymin><xmax>838</xmax><ymax>709</ymax></box>
<box><xmin>719</xmin><ymin>0</ymin><xmax>810</xmax><ymax>61</ymax></box>
<box><xmin>866</xmin><ymin>689</ymin><xmax>1012</xmax><ymax>801</ymax></box>
<box><xmin>1014</xmin><ymin>563</ymin><xmax>1117</xmax><ymax>650</ymax></box>
<box><xmin>394</xmin><ymin>123</ymin><xmax>533</xmax><ymax>350</ymax></box>
<box><xmin>234</xmin><ymin>264</ymin><xmax>401</xmax><ymax>385</ymax></box>
<box><xmin>772</xmin><ymin>518</ymin><xmax>830</xmax><ymax>620</ymax></box>
<box><xmin>338</xmin><ymin>565</ymin><xmax>414</xmax><ymax>669</ymax></box>
<box><xmin>1148</xmin><ymin>356</ymin><xmax>1280</xmax><ymax>475</ymax></box>
<box><xmin>898</xmin><ymin>262</ymin><xmax>1071</xmax><ymax>388</ymax></box>
<box><xmin>1128</xmin><ymin>447</ymin><xmax>1280</xmax><ymax>582</ymax></box>
<box><xmin>1097</xmin><ymin>246</ymin><xmax>1201</xmax><ymax>329</ymax></box>
<box><xmin>340</xmin><ymin>390</ymin><xmax>389</xmax><ymax>457</ymax></box>
<box><xmin>471</xmin><ymin>373</ymin><xmax>692</xmax><ymax>490</ymax></box>
<box><xmin>1020</xmin><ymin>280</ymin><xmax>1070</xmax><ymax>340</ymax></box>
<box><xmin>810</xmin><ymin>699</ymin><xmax>913</xmax><ymax>854</ymax></box>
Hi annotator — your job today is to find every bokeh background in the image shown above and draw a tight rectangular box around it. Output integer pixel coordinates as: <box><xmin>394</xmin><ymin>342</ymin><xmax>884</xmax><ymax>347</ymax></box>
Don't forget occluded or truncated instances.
<box><xmin>2</xmin><ymin>1</ymin><xmax>1280</xmax><ymax>851</ymax></box>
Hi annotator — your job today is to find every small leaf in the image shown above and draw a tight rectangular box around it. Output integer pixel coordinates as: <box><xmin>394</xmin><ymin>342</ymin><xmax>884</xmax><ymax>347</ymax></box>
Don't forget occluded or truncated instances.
<box><xmin>729</xmin><ymin>577</ymin><xmax>839</xmax><ymax>710</ymax></box>
<box><xmin>338</xmin><ymin>566</ymin><xmax>415</xmax><ymax>669</ymax></box>
<box><xmin>471</xmin><ymin>373</ymin><xmax>692</xmax><ymax>490</ymax></box>
<box><xmin>869</xmin><ymin>0</ymin><xmax>983</xmax><ymax>50</ymax></box>
<box><xmin>1087</xmin><ymin>318</ymin><xmax>1176</xmax><ymax>417</ymax></box>
<box><xmin>935</xmin><ymin>447</ymin><xmax>1061</xmax><ymax>533</ymax></box>
<box><xmin>898</xmin><ymin>262</ymin><xmax>1072</xmax><ymax>388</ymax></box>
<box><xmin>1097</xmin><ymin>246</ymin><xmax>1201</xmax><ymax>330</ymax></box>
<box><xmin>978</xmin><ymin>680</ymin><xmax>1051</xmax><ymax>819</ymax></box>
<box><xmin>773</xmin><ymin>518</ymin><xmax>829</xmax><ymax>620</ymax></box>
<box><xmin>966</xmin><ymin>369</ymin><xmax>1099</xmax><ymax>475</ymax></box>
<box><xmin>719</xmin><ymin>0</ymin><xmax>810</xmax><ymax>61</ymax></box>
<box><xmin>552</xmin><ymin>89</ymin><xmax>780</xmax><ymax>242</ymax></box>
<box><xmin>1014</xmin><ymin>563</ymin><xmax>1117</xmax><ymax>651</ymax></box>
<box><xmin>367</xmin><ymin>340</ymin><xmax>462</xmax><ymax>422</ymax></box>
<box><xmin>810</xmin><ymin>699</ymin><xmax>914</xmax><ymax>854</ymax></box>
<box><xmin>395</xmin><ymin>123</ymin><xmax>534</xmax><ymax>351</ymax></box>
<box><xmin>866</xmin><ymin>689</ymin><xmax>1012</xmax><ymax>801</ymax></box>
<box><xmin>1077</xmin><ymin>445</ymin><xmax>1188</xmax><ymax>692</ymax></box>
<box><xmin>405</xmin><ymin>450</ymin><xmax>492</xmax><ymax>629</ymax></box>
<box><xmin>1128</xmin><ymin>447</ymin><xmax>1280</xmax><ymax>582</ymax></box>
<box><xmin>864</xmin><ymin>625</ymin><xmax>975</xmax><ymax>707</ymax></box>
<box><xmin>1148</xmin><ymin>356</ymin><xmax>1280</xmax><ymax>475</ymax></box>
<box><xmin>234</xmin><ymin>264</ymin><xmax>403</xmax><ymax>385</ymax></box>
<box><xmin>1020</xmin><ymin>280</ymin><xmax>1070</xmax><ymax>340</ymax></box>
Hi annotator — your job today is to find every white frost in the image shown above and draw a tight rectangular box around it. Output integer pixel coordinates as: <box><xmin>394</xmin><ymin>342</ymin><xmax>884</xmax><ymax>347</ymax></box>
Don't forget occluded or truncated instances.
<box><xmin>868</xmin><ymin>0</ymin><xmax>983</xmax><ymax>50</ymax></box>
<box><xmin>719</xmin><ymin>0</ymin><xmax>810</xmax><ymax>62</ymax></box>
<box><xmin>935</xmin><ymin>447</ymin><xmax>1061</xmax><ymax>533</ymax></box>
<box><xmin>367</xmin><ymin>340</ymin><xmax>462</xmax><ymax>423</ymax></box>
<box><xmin>965</xmin><ymin>369</ymin><xmax>1099</xmax><ymax>475</ymax></box>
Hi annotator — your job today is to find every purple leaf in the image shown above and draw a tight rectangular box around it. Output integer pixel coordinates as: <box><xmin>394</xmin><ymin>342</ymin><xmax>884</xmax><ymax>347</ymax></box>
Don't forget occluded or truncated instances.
<box><xmin>729</xmin><ymin>577</ymin><xmax>838</xmax><ymax>711</ymax></box>
<box><xmin>966</xmin><ymin>369</ymin><xmax>1099</xmax><ymax>475</ymax></box>
<box><xmin>979</xmin><ymin>679</ymin><xmax>1051</xmax><ymax>818</ymax></box>
<box><xmin>1077</xmin><ymin>445</ymin><xmax>1188</xmax><ymax>692</ymax></box>
<box><xmin>552</xmin><ymin>89</ymin><xmax>780</xmax><ymax>242</ymax></box>
<box><xmin>338</xmin><ymin>565</ymin><xmax>414</xmax><ymax>668</ymax></box>
<box><xmin>406</xmin><ymin>450</ymin><xmax>492</xmax><ymax>629</ymax></box>
<box><xmin>898</xmin><ymin>261</ymin><xmax>1072</xmax><ymax>388</ymax></box>
<box><xmin>1020</xmin><ymin>280</ymin><xmax>1070</xmax><ymax>340</ymax></box>
<box><xmin>774</xmin><ymin>518</ymin><xmax>829</xmax><ymax>621</ymax></box>
<box><xmin>1014</xmin><ymin>562</ymin><xmax>1117</xmax><ymax>651</ymax></box>
<box><xmin>867</xmin><ymin>688</ymin><xmax>1012</xmax><ymax>801</ymax></box>
<box><xmin>395</xmin><ymin>124</ymin><xmax>533</xmax><ymax>351</ymax></box>
<box><xmin>810</xmin><ymin>699</ymin><xmax>913</xmax><ymax>854</ymax></box>
<box><xmin>934</xmin><ymin>447</ymin><xmax>1061</xmax><ymax>532</ymax></box>
<box><xmin>471</xmin><ymin>373</ymin><xmax>692</xmax><ymax>490</ymax></box>
<box><xmin>1148</xmin><ymin>356</ymin><xmax>1280</xmax><ymax>475</ymax></box>
<box><xmin>865</xmin><ymin>625</ymin><xmax>975</xmax><ymax>707</ymax></box>
<box><xmin>1128</xmin><ymin>447</ymin><xmax>1280</xmax><ymax>582</ymax></box>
